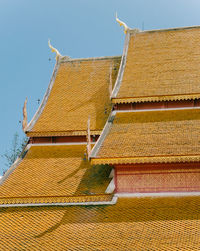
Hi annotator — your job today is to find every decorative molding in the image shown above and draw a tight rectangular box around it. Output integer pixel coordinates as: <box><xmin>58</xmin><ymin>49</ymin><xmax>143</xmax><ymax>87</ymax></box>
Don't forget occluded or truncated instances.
<box><xmin>115</xmin><ymin>192</ymin><xmax>200</xmax><ymax>198</ymax></box>
<box><xmin>91</xmin><ymin>155</ymin><xmax>200</xmax><ymax>165</ymax></box>
<box><xmin>112</xmin><ymin>93</ymin><xmax>200</xmax><ymax>104</ymax></box>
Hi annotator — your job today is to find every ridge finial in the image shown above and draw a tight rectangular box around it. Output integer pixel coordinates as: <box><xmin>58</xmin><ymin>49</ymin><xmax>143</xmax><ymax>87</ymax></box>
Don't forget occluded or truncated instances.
<box><xmin>22</xmin><ymin>97</ymin><xmax>28</xmax><ymax>132</ymax></box>
<box><xmin>115</xmin><ymin>12</ymin><xmax>130</xmax><ymax>34</ymax></box>
<box><xmin>48</xmin><ymin>39</ymin><xmax>62</xmax><ymax>61</ymax></box>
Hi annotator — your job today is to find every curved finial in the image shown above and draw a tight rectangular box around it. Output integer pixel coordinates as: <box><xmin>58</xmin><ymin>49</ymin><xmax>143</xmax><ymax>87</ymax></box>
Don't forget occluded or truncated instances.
<box><xmin>48</xmin><ymin>39</ymin><xmax>62</xmax><ymax>60</ymax></box>
<box><xmin>22</xmin><ymin>97</ymin><xmax>28</xmax><ymax>132</ymax></box>
<box><xmin>115</xmin><ymin>12</ymin><xmax>129</xmax><ymax>34</ymax></box>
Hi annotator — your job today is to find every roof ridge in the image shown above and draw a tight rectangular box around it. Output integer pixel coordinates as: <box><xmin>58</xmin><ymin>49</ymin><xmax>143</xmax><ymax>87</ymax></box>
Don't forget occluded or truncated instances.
<box><xmin>131</xmin><ymin>24</ymin><xmax>200</xmax><ymax>34</ymax></box>
<box><xmin>60</xmin><ymin>55</ymin><xmax>121</xmax><ymax>63</ymax></box>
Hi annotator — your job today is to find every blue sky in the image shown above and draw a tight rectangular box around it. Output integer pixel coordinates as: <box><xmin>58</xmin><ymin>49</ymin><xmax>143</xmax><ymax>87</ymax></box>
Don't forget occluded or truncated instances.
<box><xmin>1</xmin><ymin>0</ymin><xmax>200</xmax><ymax>174</ymax></box>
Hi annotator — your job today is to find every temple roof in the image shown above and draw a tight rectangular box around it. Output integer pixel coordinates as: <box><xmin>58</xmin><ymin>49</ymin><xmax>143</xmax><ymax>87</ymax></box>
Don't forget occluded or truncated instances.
<box><xmin>2</xmin><ymin>24</ymin><xmax>200</xmax><ymax>249</ymax></box>
<box><xmin>26</xmin><ymin>56</ymin><xmax>121</xmax><ymax>137</ymax></box>
<box><xmin>112</xmin><ymin>26</ymin><xmax>200</xmax><ymax>103</ymax></box>
<box><xmin>0</xmin><ymin>145</ymin><xmax>112</xmax><ymax>205</ymax></box>
<box><xmin>1</xmin><ymin>196</ymin><xmax>200</xmax><ymax>250</ymax></box>
<box><xmin>91</xmin><ymin>108</ymin><xmax>200</xmax><ymax>165</ymax></box>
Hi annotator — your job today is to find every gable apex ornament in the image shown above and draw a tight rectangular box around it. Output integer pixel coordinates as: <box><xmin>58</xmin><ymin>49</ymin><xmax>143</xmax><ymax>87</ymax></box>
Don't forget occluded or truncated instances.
<box><xmin>115</xmin><ymin>13</ymin><xmax>130</xmax><ymax>34</ymax></box>
<box><xmin>48</xmin><ymin>39</ymin><xmax>62</xmax><ymax>61</ymax></box>
<box><xmin>22</xmin><ymin>97</ymin><xmax>28</xmax><ymax>132</ymax></box>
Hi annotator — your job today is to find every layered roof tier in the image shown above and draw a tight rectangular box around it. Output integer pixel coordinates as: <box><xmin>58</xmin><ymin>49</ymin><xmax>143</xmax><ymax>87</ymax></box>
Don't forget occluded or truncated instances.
<box><xmin>2</xmin><ymin>24</ymin><xmax>200</xmax><ymax>250</ymax></box>
<box><xmin>27</xmin><ymin>56</ymin><xmax>121</xmax><ymax>137</ymax></box>
<box><xmin>112</xmin><ymin>26</ymin><xmax>200</xmax><ymax>103</ymax></box>
<box><xmin>0</xmin><ymin>145</ymin><xmax>112</xmax><ymax>205</ymax></box>
<box><xmin>1</xmin><ymin>196</ymin><xmax>200</xmax><ymax>250</ymax></box>
<box><xmin>91</xmin><ymin>109</ymin><xmax>200</xmax><ymax>165</ymax></box>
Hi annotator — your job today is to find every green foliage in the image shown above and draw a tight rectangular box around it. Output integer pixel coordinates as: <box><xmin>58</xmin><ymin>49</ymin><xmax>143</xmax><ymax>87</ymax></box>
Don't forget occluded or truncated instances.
<box><xmin>2</xmin><ymin>133</ymin><xmax>28</xmax><ymax>169</ymax></box>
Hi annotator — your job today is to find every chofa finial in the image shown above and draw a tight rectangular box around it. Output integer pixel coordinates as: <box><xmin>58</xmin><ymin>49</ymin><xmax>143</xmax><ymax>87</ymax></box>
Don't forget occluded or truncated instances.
<box><xmin>22</xmin><ymin>97</ymin><xmax>28</xmax><ymax>132</ymax></box>
<box><xmin>48</xmin><ymin>39</ymin><xmax>62</xmax><ymax>60</ymax></box>
<box><xmin>115</xmin><ymin>12</ymin><xmax>130</xmax><ymax>34</ymax></box>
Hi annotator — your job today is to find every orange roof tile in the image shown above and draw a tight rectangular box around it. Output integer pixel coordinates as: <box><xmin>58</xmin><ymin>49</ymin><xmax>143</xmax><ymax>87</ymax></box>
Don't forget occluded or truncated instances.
<box><xmin>112</xmin><ymin>27</ymin><xmax>200</xmax><ymax>103</ymax></box>
<box><xmin>0</xmin><ymin>194</ymin><xmax>113</xmax><ymax>205</ymax></box>
<box><xmin>0</xmin><ymin>145</ymin><xmax>112</xmax><ymax>202</ymax></box>
<box><xmin>91</xmin><ymin>109</ymin><xmax>200</xmax><ymax>164</ymax></box>
<box><xmin>0</xmin><ymin>196</ymin><xmax>200</xmax><ymax>250</ymax></box>
<box><xmin>27</xmin><ymin>57</ymin><xmax>121</xmax><ymax>136</ymax></box>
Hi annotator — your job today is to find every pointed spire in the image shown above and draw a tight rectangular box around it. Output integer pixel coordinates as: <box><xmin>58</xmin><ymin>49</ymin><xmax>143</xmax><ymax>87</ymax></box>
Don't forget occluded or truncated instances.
<box><xmin>48</xmin><ymin>39</ymin><xmax>62</xmax><ymax>61</ymax></box>
<box><xmin>22</xmin><ymin>97</ymin><xmax>28</xmax><ymax>132</ymax></box>
<box><xmin>115</xmin><ymin>12</ymin><xmax>130</xmax><ymax>34</ymax></box>
<box><xmin>86</xmin><ymin>116</ymin><xmax>91</xmax><ymax>159</ymax></box>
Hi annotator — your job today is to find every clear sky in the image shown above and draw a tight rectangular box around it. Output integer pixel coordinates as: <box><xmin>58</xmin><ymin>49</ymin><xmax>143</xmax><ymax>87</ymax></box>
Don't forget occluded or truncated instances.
<box><xmin>1</xmin><ymin>0</ymin><xmax>200</xmax><ymax>174</ymax></box>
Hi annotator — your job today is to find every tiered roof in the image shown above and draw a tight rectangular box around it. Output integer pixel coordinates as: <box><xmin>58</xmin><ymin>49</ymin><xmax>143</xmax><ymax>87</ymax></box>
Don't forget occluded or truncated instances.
<box><xmin>0</xmin><ymin>145</ymin><xmax>112</xmax><ymax>205</ymax></box>
<box><xmin>1</xmin><ymin>196</ymin><xmax>200</xmax><ymax>250</ymax></box>
<box><xmin>92</xmin><ymin>26</ymin><xmax>200</xmax><ymax>165</ymax></box>
<box><xmin>0</xmin><ymin>54</ymin><xmax>121</xmax><ymax>207</ymax></box>
<box><xmin>1</xmin><ymin>24</ymin><xmax>200</xmax><ymax>250</ymax></box>
<box><xmin>112</xmin><ymin>26</ymin><xmax>200</xmax><ymax>103</ymax></box>
<box><xmin>27</xmin><ymin>56</ymin><xmax>121</xmax><ymax>137</ymax></box>
<box><xmin>91</xmin><ymin>108</ymin><xmax>200</xmax><ymax>164</ymax></box>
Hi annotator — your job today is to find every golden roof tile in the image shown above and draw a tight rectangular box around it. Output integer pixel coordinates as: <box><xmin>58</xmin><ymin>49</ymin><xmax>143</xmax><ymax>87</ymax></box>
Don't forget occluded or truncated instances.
<box><xmin>0</xmin><ymin>196</ymin><xmax>200</xmax><ymax>250</ymax></box>
<box><xmin>92</xmin><ymin>109</ymin><xmax>200</xmax><ymax>164</ymax></box>
<box><xmin>27</xmin><ymin>57</ymin><xmax>121</xmax><ymax>136</ymax></box>
<box><xmin>0</xmin><ymin>145</ymin><xmax>112</xmax><ymax>202</ymax></box>
<box><xmin>0</xmin><ymin>194</ymin><xmax>113</xmax><ymax>205</ymax></box>
<box><xmin>113</xmin><ymin>27</ymin><xmax>200</xmax><ymax>103</ymax></box>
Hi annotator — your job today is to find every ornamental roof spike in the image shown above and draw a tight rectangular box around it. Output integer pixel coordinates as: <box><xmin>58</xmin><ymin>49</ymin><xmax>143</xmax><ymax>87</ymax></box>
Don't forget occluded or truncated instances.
<box><xmin>22</xmin><ymin>97</ymin><xmax>28</xmax><ymax>132</ymax></box>
<box><xmin>115</xmin><ymin>12</ymin><xmax>130</xmax><ymax>34</ymax></box>
<box><xmin>48</xmin><ymin>39</ymin><xmax>62</xmax><ymax>61</ymax></box>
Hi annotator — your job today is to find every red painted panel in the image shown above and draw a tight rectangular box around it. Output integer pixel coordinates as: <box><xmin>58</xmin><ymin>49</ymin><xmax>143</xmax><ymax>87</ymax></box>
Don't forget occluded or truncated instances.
<box><xmin>194</xmin><ymin>99</ymin><xmax>200</xmax><ymax>107</ymax></box>
<box><xmin>114</xmin><ymin>99</ymin><xmax>199</xmax><ymax>111</ymax></box>
<box><xmin>116</xmin><ymin>162</ymin><xmax>200</xmax><ymax>171</ymax></box>
<box><xmin>134</xmin><ymin>102</ymin><xmax>165</xmax><ymax>110</ymax></box>
<box><xmin>30</xmin><ymin>135</ymin><xmax>99</xmax><ymax>144</ymax></box>
<box><xmin>31</xmin><ymin>137</ymin><xmax>52</xmax><ymax>143</ymax></box>
<box><xmin>115</xmin><ymin>163</ymin><xmax>200</xmax><ymax>193</ymax></box>
<box><xmin>117</xmin><ymin>171</ymin><xmax>200</xmax><ymax>193</ymax></box>
<box><xmin>54</xmin><ymin>136</ymin><xmax>86</xmax><ymax>143</ymax></box>
<box><xmin>167</xmin><ymin>100</ymin><xmax>194</xmax><ymax>108</ymax></box>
